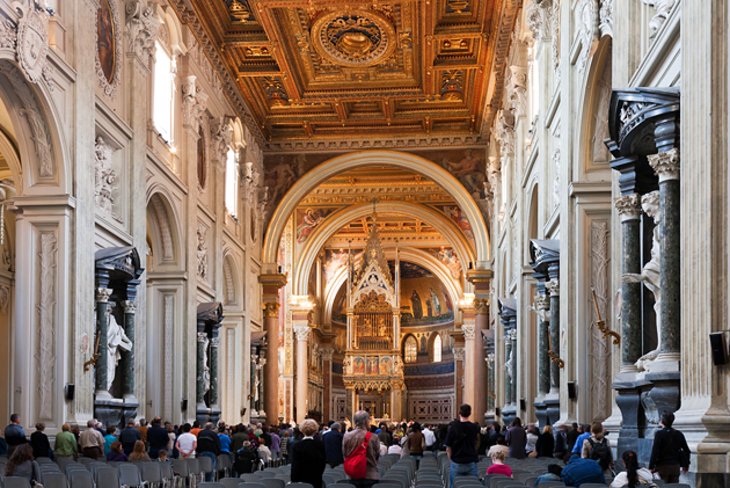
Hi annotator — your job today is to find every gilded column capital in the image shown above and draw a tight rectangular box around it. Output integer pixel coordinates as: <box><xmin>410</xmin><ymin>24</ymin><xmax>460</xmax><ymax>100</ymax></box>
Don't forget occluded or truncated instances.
<box><xmin>473</xmin><ymin>298</ymin><xmax>490</xmax><ymax>315</ymax></box>
<box><xmin>263</xmin><ymin>302</ymin><xmax>280</xmax><ymax>318</ymax></box>
<box><xmin>614</xmin><ymin>194</ymin><xmax>642</xmax><ymax>221</ymax></box>
<box><xmin>648</xmin><ymin>148</ymin><xmax>680</xmax><ymax>182</ymax></box>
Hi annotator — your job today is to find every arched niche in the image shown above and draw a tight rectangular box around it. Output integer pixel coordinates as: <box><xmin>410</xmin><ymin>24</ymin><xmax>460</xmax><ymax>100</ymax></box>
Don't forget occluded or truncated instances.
<box><xmin>262</xmin><ymin>150</ymin><xmax>491</xmax><ymax>271</ymax></box>
<box><xmin>295</xmin><ymin>201</ymin><xmax>476</xmax><ymax>296</ymax></box>
<box><xmin>146</xmin><ymin>190</ymin><xmax>182</xmax><ymax>269</ymax></box>
<box><xmin>222</xmin><ymin>252</ymin><xmax>240</xmax><ymax>307</ymax></box>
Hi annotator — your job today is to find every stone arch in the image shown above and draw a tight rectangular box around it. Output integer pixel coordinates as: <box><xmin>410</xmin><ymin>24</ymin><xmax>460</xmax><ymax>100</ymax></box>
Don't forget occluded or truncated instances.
<box><xmin>0</xmin><ymin>62</ymin><xmax>70</xmax><ymax>195</ymax></box>
<box><xmin>402</xmin><ymin>334</ymin><xmax>418</xmax><ymax>363</ymax></box>
<box><xmin>322</xmin><ymin>247</ymin><xmax>463</xmax><ymax>327</ymax></box>
<box><xmin>428</xmin><ymin>331</ymin><xmax>444</xmax><ymax>362</ymax></box>
<box><xmin>295</xmin><ymin>201</ymin><xmax>476</xmax><ymax>296</ymax></box>
<box><xmin>262</xmin><ymin>150</ymin><xmax>491</xmax><ymax>270</ymax></box>
<box><xmin>525</xmin><ymin>183</ymin><xmax>539</xmax><ymax>262</ymax></box>
<box><xmin>146</xmin><ymin>190</ymin><xmax>182</xmax><ymax>268</ymax></box>
<box><xmin>222</xmin><ymin>252</ymin><xmax>240</xmax><ymax>307</ymax></box>
<box><xmin>576</xmin><ymin>36</ymin><xmax>613</xmax><ymax>172</ymax></box>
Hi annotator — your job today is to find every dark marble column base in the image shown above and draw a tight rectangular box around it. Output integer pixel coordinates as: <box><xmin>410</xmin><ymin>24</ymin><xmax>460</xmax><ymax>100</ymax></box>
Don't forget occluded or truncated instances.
<box><xmin>502</xmin><ymin>404</ymin><xmax>516</xmax><ymax>427</ymax></box>
<box><xmin>95</xmin><ymin>396</ymin><xmax>139</xmax><ymax>429</ymax></box>
<box><xmin>643</xmin><ymin>370</ymin><xmax>681</xmax><ymax>438</ymax></box>
<box><xmin>196</xmin><ymin>407</ymin><xmax>222</xmax><ymax>425</ymax></box>
<box><xmin>534</xmin><ymin>399</ymin><xmax>548</xmax><ymax>428</ymax></box>
<box><xmin>544</xmin><ymin>396</ymin><xmax>560</xmax><ymax>426</ymax></box>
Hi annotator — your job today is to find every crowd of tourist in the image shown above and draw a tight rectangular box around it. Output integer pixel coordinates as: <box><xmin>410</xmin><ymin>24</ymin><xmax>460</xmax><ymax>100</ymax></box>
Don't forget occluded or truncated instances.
<box><xmin>0</xmin><ymin>407</ymin><xmax>690</xmax><ymax>487</ymax></box>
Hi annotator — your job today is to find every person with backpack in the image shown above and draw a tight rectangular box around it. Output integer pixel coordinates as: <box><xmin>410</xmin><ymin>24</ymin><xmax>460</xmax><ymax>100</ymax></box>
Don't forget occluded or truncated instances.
<box><xmin>581</xmin><ymin>421</ymin><xmax>613</xmax><ymax>473</ymax></box>
<box><xmin>342</xmin><ymin>410</ymin><xmax>380</xmax><ymax>488</ymax></box>
<box><xmin>649</xmin><ymin>411</ymin><xmax>690</xmax><ymax>483</ymax></box>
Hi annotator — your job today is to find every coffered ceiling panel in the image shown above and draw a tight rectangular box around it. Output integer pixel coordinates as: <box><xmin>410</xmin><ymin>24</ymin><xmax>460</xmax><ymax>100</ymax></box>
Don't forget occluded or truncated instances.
<box><xmin>188</xmin><ymin>0</ymin><xmax>504</xmax><ymax>144</ymax></box>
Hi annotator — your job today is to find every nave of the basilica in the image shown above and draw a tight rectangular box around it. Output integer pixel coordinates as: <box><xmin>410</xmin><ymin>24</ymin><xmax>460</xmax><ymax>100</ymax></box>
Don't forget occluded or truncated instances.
<box><xmin>0</xmin><ymin>0</ymin><xmax>726</xmax><ymax>485</ymax></box>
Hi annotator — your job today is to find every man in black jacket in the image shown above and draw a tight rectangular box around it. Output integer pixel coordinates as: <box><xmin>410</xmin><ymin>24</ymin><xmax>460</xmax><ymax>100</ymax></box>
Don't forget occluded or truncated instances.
<box><xmin>649</xmin><ymin>412</ymin><xmax>690</xmax><ymax>483</ymax></box>
<box><xmin>197</xmin><ymin>423</ymin><xmax>221</xmax><ymax>481</ymax></box>
<box><xmin>147</xmin><ymin>417</ymin><xmax>169</xmax><ymax>459</ymax></box>
<box><xmin>323</xmin><ymin>422</ymin><xmax>344</xmax><ymax>467</ymax></box>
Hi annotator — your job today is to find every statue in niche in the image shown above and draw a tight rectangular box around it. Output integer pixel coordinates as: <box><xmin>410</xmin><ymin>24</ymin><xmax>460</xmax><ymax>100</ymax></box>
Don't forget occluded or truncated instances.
<box><xmin>505</xmin><ymin>343</ymin><xmax>514</xmax><ymax>386</ymax></box>
<box><xmin>410</xmin><ymin>290</ymin><xmax>423</xmax><ymax>319</ymax></box>
<box><xmin>201</xmin><ymin>335</ymin><xmax>211</xmax><ymax>394</ymax></box>
<box><xmin>623</xmin><ymin>191</ymin><xmax>661</xmax><ymax>371</ymax></box>
<box><xmin>107</xmin><ymin>309</ymin><xmax>132</xmax><ymax>391</ymax></box>
<box><xmin>196</xmin><ymin>227</ymin><xmax>208</xmax><ymax>279</ymax></box>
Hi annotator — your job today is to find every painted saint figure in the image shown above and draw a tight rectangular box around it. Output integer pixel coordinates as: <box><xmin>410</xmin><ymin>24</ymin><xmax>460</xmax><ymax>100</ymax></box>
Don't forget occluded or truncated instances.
<box><xmin>429</xmin><ymin>288</ymin><xmax>441</xmax><ymax>316</ymax></box>
<box><xmin>411</xmin><ymin>290</ymin><xmax>423</xmax><ymax>319</ymax></box>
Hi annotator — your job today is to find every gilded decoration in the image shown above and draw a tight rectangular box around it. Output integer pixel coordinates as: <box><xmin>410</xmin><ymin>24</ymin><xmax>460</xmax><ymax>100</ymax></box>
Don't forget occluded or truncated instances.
<box><xmin>311</xmin><ymin>10</ymin><xmax>396</xmax><ymax>68</ymax></box>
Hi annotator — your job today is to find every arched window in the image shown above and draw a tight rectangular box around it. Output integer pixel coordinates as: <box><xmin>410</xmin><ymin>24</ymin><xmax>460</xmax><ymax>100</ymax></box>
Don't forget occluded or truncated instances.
<box><xmin>433</xmin><ymin>334</ymin><xmax>442</xmax><ymax>362</ymax></box>
<box><xmin>404</xmin><ymin>336</ymin><xmax>418</xmax><ymax>364</ymax></box>
<box><xmin>225</xmin><ymin>148</ymin><xmax>239</xmax><ymax>218</ymax></box>
<box><xmin>153</xmin><ymin>42</ymin><xmax>175</xmax><ymax>144</ymax></box>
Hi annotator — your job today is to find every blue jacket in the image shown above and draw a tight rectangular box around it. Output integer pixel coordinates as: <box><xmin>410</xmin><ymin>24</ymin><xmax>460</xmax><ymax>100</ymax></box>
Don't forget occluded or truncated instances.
<box><xmin>571</xmin><ymin>432</ymin><xmax>591</xmax><ymax>454</ymax></box>
<box><xmin>560</xmin><ymin>457</ymin><xmax>605</xmax><ymax>486</ymax></box>
<box><xmin>322</xmin><ymin>429</ymin><xmax>344</xmax><ymax>465</ymax></box>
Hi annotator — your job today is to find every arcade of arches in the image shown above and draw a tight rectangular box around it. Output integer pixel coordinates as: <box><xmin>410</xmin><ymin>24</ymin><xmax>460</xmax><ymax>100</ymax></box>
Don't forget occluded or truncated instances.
<box><xmin>0</xmin><ymin>0</ymin><xmax>726</xmax><ymax>485</ymax></box>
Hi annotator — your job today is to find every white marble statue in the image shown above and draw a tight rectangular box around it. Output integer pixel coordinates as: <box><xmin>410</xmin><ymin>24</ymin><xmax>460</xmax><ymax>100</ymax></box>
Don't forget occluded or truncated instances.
<box><xmin>201</xmin><ymin>335</ymin><xmax>211</xmax><ymax>394</ymax></box>
<box><xmin>624</xmin><ymin>191</ymin><xmax>661</xmax><ymax>371</ymax></box>
<box><xmin>107</xmin><ymin>311</ymin><xmax>133</xmax><ymax>391</ymax></box>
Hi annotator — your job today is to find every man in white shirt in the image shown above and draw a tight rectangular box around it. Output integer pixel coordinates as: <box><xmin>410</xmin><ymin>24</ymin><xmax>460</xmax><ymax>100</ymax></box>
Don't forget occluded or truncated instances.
<box><xmin>175</xmin><ymin>423</ymin><xmax>197</xmax><ymax>459</ymax></box>
<box><xmin>422</xmin><ymin>425</ymin><xmax>436</xmax><ymax>451</ymax></box>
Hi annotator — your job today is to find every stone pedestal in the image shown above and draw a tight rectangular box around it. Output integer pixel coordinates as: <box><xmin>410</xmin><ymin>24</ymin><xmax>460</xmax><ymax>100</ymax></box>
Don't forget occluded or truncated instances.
<box><xmin>195</xmin><ymin>302</ymin><xmax>223</xmax><ymax>425</ymax></box>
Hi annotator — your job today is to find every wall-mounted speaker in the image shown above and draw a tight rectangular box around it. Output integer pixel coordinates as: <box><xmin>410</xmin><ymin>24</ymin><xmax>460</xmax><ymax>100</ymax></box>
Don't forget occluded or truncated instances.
<box><xmin>181</xmin><ymin>399</ymin><xmax>188</xmax><ymax>412</ymax></box>
<box><xmin>567</xmin><ymin>382</ymin><xmax>577</xmax><ymax>400</ymax></box>
<box><xmin>520</xmin><ymin>399</ymin><xmax>526</xmax><ymax>411</ymax></box>
<box><xmin>495</xmin><ymin>407</ymin><xmax>501</xmax><ymax>416</ymax></box>
<box><xmin>64</xmin><ymin>384</ymin><xmax>75</xmax><ymax>401</ymax></box>
<box><xmin>709</xmin><ymin>332</ymin><xmax>729</xmax><ymax>365</ymax></box>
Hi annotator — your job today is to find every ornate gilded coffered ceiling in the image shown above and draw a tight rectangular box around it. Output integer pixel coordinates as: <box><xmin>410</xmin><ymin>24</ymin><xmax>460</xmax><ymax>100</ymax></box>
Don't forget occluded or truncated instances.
<box><xmin>187</xmin><ymin>0</ymin><xmax>506</xmax><ymax>146</ymax></box>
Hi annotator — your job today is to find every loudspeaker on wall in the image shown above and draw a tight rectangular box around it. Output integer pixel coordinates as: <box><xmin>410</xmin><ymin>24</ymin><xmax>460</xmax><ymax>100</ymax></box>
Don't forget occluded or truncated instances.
<box><xmin>709</xmin><ymin>332</ymin><xmax>729</xmax><ymax>365</ymax></box>
<box><xmin>567</xmin><ymin>381</ymin><xmax>577</xmax><ymax>400</ymax></box>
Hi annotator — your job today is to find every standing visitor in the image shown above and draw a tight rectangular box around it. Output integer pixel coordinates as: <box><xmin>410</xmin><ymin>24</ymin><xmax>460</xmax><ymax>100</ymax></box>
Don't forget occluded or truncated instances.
<box><xmin>30</xmin><ymin>423</ymin><xmax>52</xmax><ymax>459</ymax></box>
<box><xmin>4</xmin><ymin>413</ymin><xmax>27</xmax><ymax>457</ymax></box>
<box><xmin>535</xmin><ymin>424</ymin><xmax>555</xmax><ymax>458</ymax></box>
<box><xmin>291</xmin><ymin>419</ymin><xmax>326</xmax><ymax>488</ymax></box>
<box><xmin>505</xmin><ymin>418</ymin><xmax>527</xmax><ymax>459</ymax></box>
<box><xmin>54</xmin><ymin>423</ymin><xmax>78</xmax><ymax>460</ymax></box>
<box><xmin>581</xmin><ymin>421</ymin><xmax>613</xmax><ymax>473</ymax></box>
<box><xmin>79</xmin><ymin>419</ymin><xmax>105</xmax><ymax>459</ymax></box>
<box><xmin>323</xmin><ymin>422</ymin><xmax>344</xmax><ymax>468</ymax></box>
<box><xmin>176</xmin><ymin>423</ymin><xmax>197</xmax><ymax>459</ymax></box>
<box><xmin>343</xmin><ymin>410</ymin><xmax>381</xmax><ymax>488</ymax></box>
<box><xmin>197</xmin><ymin>423</ymin><xmax>221</xmax><ymax>481</ymax></box>
<box><xmin>120</xmin><ymin>420</ymin><xmax>141</xmax><ymax>455</ymax></box>
<box><xmin>649</xmin><ymin>412</ymin><xmax>690</xmax><ymax>483</ymax></box>
<box><xmin>444</xmin><ymin>404</ymin><xmax>480</xmax><ymax>487</ymax></box>
<box><xmin>147</xmin><ymin>418</ymin><xmax>169</xmax><ymax>459</ymax></box>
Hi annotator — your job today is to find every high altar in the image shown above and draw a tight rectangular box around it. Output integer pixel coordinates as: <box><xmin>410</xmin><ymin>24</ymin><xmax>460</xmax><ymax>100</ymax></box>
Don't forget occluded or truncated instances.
<box><xmin>342</xmin><ymin>222</ymin><xmax>405</xmax><ymax>420</ymax></box>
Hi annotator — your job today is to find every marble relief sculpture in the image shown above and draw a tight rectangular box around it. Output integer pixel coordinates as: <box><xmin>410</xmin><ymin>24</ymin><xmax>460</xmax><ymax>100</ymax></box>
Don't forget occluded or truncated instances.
<box><xmin>640</xmin><ymin>0</ymin><xmax>676</xmax><ymax>38</ymax></box>
<box><xmin>106</xmin><ymin>311</ymin><xmax>133</xmax><ymax>391</ymax></box>
<box><xmin>624</xmin><ymin>191</ymin><xmax>661</xmax><ymax>370</ymax></box>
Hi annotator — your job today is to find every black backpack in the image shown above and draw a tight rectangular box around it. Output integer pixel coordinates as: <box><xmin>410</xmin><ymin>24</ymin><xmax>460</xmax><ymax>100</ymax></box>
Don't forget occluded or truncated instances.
<box><xmin>588</xmin><ymin>438</ymin><xmax>611</xmax><ymax>470</ymax></box>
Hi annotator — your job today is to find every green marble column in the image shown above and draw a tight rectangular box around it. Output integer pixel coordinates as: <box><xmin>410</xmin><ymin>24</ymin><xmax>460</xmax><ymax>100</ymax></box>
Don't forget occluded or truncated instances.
<box><xmin>121</xmin><ymin>300</ymin><xmax>136</xmax><ymax>399</ymax></box>
<box><xmin>615</xmin><ymin>194</ymin><xmax>643</xmax><ymax>368</ymax></box>
<box><xmin>209</xmin><ymin>326</ymin><xmax>220</xmax><ymax>408</ymax></box>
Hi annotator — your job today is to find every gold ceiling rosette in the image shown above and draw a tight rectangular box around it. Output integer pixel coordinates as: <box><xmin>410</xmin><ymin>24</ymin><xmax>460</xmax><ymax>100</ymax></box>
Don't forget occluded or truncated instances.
<box><xmin>311</xmin><ymin>9</ymin><xmax>397</xmax><ymax>67</ymax></box>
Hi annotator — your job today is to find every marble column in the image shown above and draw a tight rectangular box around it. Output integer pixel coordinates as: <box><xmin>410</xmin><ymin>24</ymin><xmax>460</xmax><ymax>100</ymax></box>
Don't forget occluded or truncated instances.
<box><xmin>257</xmin><ymin>351</ymin><xmax>266</xmax><ymax>417</ymax></box>
<box><xmin>209</xmin><ymin>325</ymin><xmax>221</xmax><ymax>410</ymax></box>
<box><xmin>485</xmin><ymin>351</ymin><xmax>495</xmax><ymax>415</ymax></box>
<box><xmin>546</xmin><ymin>270</ymin><xmax>561</xmax><ymax>392</ymax></box>
<box><xmin>263</xmin><ymin>302</ymin><xmax>280</xmax><ymax>424</ymax></box>
<box><xmin>196</xmin><ymin>329</ymin><xmax>208</xmax><ymax>408</ymax></box>
<box><xmin>453</xmin><ymin>345</ymin><xmax>465</xmax><ymax>409</ymax></box>
<box><xmin>615</xmin><ymin>194</ymin><xmax>644</xmax><ymax>370</ymax></box>
<box><xmin>121</xmin><ymin>299</ymin><xmax>137</xmax><ymax>400</ymax></box>
<box><xmin>461</xmin><ymin>318</ymin><xmax>476</xmax><ymax>410</ymax></box>
<box><xmin>294</xmin><ymin>324</ymin><xmax>311</xmax><ymax>423</ymax></box>
<box><xmin>648</xmin><ymin>149</ymin><xmax>681</xmax><ymax>362</ymax></box>
<box><xmin>94</xmin><ymin>285</ymin><xmax>112</xmax><ymax>398</ymax></box>
<box><xmin>474</xmin><ymin>299</ymin><xmax>489</xmax><ymax>421</ymax></box>
<box><xmin>321</xmin><ymin>347</ymin><xmax>333</xmax><ymax>422</ymax></box>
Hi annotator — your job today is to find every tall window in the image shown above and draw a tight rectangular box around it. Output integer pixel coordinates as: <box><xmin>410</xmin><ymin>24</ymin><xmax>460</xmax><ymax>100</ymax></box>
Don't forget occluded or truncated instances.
<box><xmin>404</xmin><ymin>336</ymin><xmax>418</xmax><ymax>364</ymax></box>
<box><xmin>225</xmin><ymin>148</ymin><xmax>239</xmax><ymax>218</ymax></box>
<box><xmin>153</xmin><ymin>42</ymin><xmax>174</xmax><ymax>143</ymax></box>
<box><xmin>433</xmin><ymin>334</ymin><xmax>442</xmax><ymax>362</ymax></box>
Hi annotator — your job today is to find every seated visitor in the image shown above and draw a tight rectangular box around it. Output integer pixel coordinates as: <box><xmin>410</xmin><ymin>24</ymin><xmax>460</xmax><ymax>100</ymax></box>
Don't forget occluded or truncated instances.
<box><xmin>534</xmin><ymin>464</ymin><xmax>564</xmax><ymax>486</ymax></box>
<box><xmin>611</xmin><ymin>450</ymin><xmax>657</xmax><ymax>487</ymax></box>
<box><xmin>128</xmin><ymin>439</ymin><xmax>151</xmax><ymax>462</ymax></box>
<box><xmin>485</xmin><ymin>447</ymin><xmax>513</xmax><ymax>477</ymax></box>
<box><xmin>560</xmin><ymin>455</ymin><xmax>606</xmax><ymax>486</ymax></box>
<box><xmin>4</xmin><ymin>444</ymin><xmax>35</xmax><ymax>482</ymax></box>
<box><xmin>107</xmin><ymin>441</ymin><xmax>128</xmax><ymax>462</ymax></box>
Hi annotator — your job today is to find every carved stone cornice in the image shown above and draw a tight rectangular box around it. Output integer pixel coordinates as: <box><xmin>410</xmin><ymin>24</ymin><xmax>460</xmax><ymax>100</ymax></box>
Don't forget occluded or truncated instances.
<box><xmin>614</xmin><ymin>194</ymin><xmax>642</xmax><ymax>221</ymax></box>
<box><xmin>125</xmin><ymin>0</ymin><xmax>161</xmax><ymax>70</ymax></box>
<box><xmin>599</xmin><ymin>0</ymin><xmax>613</xmax><ymax>38</ymax></box>
<box><xmin>648</xmin><ymin>148</ymin><xmax>679</xmax><ymax>182</ymax></box>
<box><xmin>525</xmin><ymin>0</ymin><xmax>552</xmax><ymax>42</ymax></box>
<box><xmin>265</xmin><ymin>133</ymin><xmax>485</xmax><ymax>153</ymax></box>
<box><xmin>641</xmin><ymin>0</ymin><xmax>676</xmax><ymax>39</ymax></box>
<box><xmin>168</xmin><ymin>0</ymin><xmax>265</xmax><ymax>146</ymax></box>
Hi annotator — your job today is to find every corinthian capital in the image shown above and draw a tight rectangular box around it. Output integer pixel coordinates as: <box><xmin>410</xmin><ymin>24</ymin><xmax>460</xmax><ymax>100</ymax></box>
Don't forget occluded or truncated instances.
<box><xmin>648</xmin><ymin>148</ymin><xmax>680</xmax><ymax>182</ymax></box>
<box><xmin>614</xmin><ymin>194</ymin><xmax>641</xmax><ymax>221</ymax></box>
<box><xmin>125</xmin><ymin>0</ymin><xmax>161</xmax><ymax>69</ymax></box>
<box><xmin>462</xmin><ymin>323</ymin><xmax>476</xmax><ymax>340</ymax></box>
<box><xmin>293</xmin><ymin>325</ymin><xmax>311</xmax><ymax>342</ymax></box>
